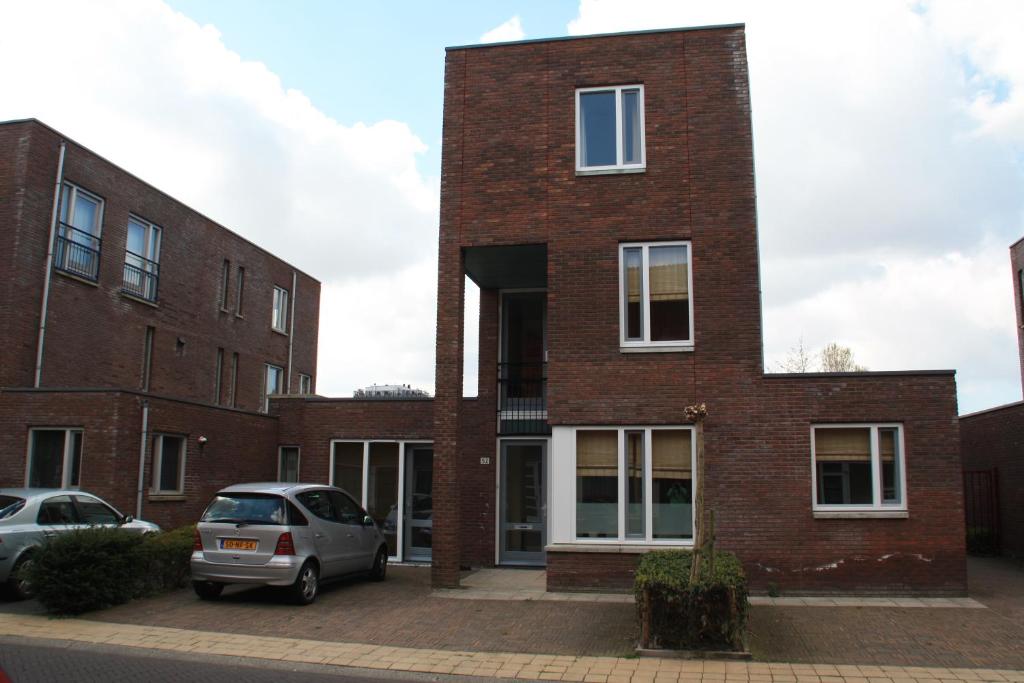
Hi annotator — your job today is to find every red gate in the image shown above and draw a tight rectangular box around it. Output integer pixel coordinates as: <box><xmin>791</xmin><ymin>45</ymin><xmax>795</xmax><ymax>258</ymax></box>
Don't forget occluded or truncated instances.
<box><xmin>963</xmin><ymin>468</ymin><xmax>1000</xmax><ymax>555</ymax></box>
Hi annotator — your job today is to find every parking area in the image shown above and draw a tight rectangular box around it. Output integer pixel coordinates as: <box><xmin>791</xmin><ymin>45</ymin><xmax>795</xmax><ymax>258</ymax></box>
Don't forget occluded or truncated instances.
<box><xmin>3</xmin><ymin>557</ymin><xmax>1022</xmax><ymax>668</ymax></box>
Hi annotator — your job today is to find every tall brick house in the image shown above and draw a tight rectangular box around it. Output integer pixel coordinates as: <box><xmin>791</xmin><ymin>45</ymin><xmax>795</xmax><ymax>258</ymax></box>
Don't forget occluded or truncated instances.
<box><xmin>959</xmin><ymin>238</ymin><xmax>1024</xmax><ymax>559</ymax></box>
<box><xmin>0</xmin><ymin>119</ymin><xmax>320</xmax><ymax>529</ymax></box>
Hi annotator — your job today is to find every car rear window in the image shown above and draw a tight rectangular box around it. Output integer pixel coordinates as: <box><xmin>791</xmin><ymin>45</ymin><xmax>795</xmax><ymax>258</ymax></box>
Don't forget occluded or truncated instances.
<box><xmin>201</xmin><ymin>494</ymin><xmax>287</xmax><ymax>525</ymax></box>
<box><xmin>0</xmin><ymin>496</ymin><xmax>26</xmax><ymax>520</ymax></box>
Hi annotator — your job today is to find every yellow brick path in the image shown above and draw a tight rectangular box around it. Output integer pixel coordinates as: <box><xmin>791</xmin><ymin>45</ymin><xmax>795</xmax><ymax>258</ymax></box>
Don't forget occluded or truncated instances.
<box><xmin>0</xmin><ymin>612</ymin><xmax>1021</xmax><ymax>683</ymax></box>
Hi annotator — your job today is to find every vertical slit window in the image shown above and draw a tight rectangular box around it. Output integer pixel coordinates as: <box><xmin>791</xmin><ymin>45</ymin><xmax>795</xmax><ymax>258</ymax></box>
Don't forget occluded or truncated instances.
<box><xmin>142</xmin><ymin>326</ymin><xmax>154</xmax><ymax>392</ymax></box>
<box><xmin>625</xmin><ymin>430</ymin><xmax>645</xmax><ymax>538</ymax></box>
<box><xmin>229</xmin><ymin>352</ymin><xmax>239</xmax><ymax>408</ymax></box>
<box><xmin>214</xmin><ymin>347</ymin><xmax>224</xmax><ymax>404</ymax></box>
<box><xmin>219</xmin><ymin>260</ymin><xmax>230</xmax><ymax>311</ymax></box>
<box><xmin>235</xmin><ymin>267</ymin><xmax>245</xmax><ymax>316</ymax></box>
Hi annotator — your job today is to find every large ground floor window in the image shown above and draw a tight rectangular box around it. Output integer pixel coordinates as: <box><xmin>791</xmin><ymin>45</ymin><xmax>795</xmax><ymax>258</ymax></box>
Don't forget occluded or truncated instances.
<box><xmin>329</xmin><ymin>440</ymin><xmax>432</xmax><ymax>561</ymax></box>
<box><xmin>812</xmin><ymin>424</ymin><xmax>906</xmax><ymax>513</ymax></box>
<box><xmin>571</xmin><ymin>426</ymin><xmax>695</xmax><ymax>544</ymax></box>
<box><xmin>27</xmin><ymin>428</ymin><xmax>83</xmax><ymax>488</ymax></box>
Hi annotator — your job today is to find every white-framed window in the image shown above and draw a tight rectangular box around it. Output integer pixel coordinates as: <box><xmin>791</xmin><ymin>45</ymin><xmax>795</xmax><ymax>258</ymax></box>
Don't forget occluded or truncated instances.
<box><xmin>575</xmin><ymin>84</ymin><xmax>645</xmax><ymax>173</ymax></box>
<box><xmin>573</xmin><ymin>426</ymin><xmax>695</xmax><ymax>543</ymax></box>
<box><xmin>272</xmin><ymin>286</ymin><xmax>289</xmax><ymax>333</ymax></box>
<box><xmin>151</xmin><ymin>434</ymin><xmax>186</xmax><ymax>494</ymax></box>
<box><xmin>262</xmin><ymin>363</ymin><xmax>284</xmax><ymax>412</ymax></box>
<box><xmin>619</xmin><ymin>241</ymin><xmax>693</xmax><ymax>350</ymax></box>
<box><xmin>299</xmin><ymin>373</ymin><xmax>312</xmax><ymax>394</ymax></box>
<box><xmin>26</xmin><ymin>428</ymin><xmax>83</xmax><ymax>488</ymax></box>
<box><xmin>811</xmin><ymin>424</ymin><xmax>906</xmax><ymax>513</ymax></box>
<box><xmin>123</xmin><ymin>215</ymin><xmax>161</xmax><ymax>301</ymax></box>
<box><xmin>278</xmin><ymin>446</ymin><xmax>300</xmax><ymax>483</ymax></box>
<box><xmin>56</xmin><ymin>182</ymin><xmax>104</xmax><ymax>280</ymax></box>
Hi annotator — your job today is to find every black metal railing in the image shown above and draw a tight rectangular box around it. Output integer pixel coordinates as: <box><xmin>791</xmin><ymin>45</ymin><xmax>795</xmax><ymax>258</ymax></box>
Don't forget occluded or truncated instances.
<box><xmin>498</xmin><ymin>361</ymin><xmax>549</xmax><ymax>435</ymax></box>
<box><xmin>54</xmin><ymin>222</ymin><xmax>101</xmax><ymax>281</ymax></box>
<box><xmin>122</xmin><ymin>252</ymin><xmax>160</xmax><ymax>302</ymax></box>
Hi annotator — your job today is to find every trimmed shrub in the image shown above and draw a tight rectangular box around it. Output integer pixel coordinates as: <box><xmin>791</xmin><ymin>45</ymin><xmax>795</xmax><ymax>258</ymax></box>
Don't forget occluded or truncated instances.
<box><xmin>635</xmin><ymin>549</ymin><xmax>748</xmax><ymax>651</ymax></box>
<box><xmin>23</xmin><ymin>525</ymin><xmax>196</xmax><ymax>615</ymax></box>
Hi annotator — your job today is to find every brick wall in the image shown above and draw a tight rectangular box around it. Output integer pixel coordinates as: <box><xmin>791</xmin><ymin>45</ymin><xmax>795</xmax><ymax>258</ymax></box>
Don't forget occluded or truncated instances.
<box><xmin>0</xmin><ymin>388</ymin><xmax>278</xmax><ymax>529</ymax></box>
<box><xmin>960</xmin><ymin>402</ymin><xmax>1024</xmax><ymax>559</ymax></box>
<box><xmin>0</xmin><ymin>120</ymin><xmax>320</xmax><ymax>409</ymax></box>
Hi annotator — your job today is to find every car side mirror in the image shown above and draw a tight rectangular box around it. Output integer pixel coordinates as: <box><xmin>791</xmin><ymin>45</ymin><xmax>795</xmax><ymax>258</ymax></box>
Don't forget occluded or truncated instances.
<box><xmin>121</xmin><ymin>514</ymin><xmax>133</xmax><ymax>524</ymax></box>
<box><xmin>362</xmin><ymin>515</ymin><xmax>374</xmax><ymax>527</ymax></box>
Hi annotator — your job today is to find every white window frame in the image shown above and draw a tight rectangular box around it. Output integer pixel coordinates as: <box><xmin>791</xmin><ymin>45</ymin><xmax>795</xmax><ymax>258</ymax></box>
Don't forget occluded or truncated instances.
<box><xmin>151</xmin><ymin>433</ymin><xmax>186</xmax><ymax>495</ymax></box>
<box><xmin>277</xmin><ymin>445</ymin><xmax>301</xmax><ymax>483</ymax></box>
<box><xmin>24</xmin><ymin>428</ymin><xmax>83</xmax><ymax>489</ymax></box>
<box><xmin>810</xmin><ymin>423</ymin><xmax>908</xmax><ymax>516</ymax></box>
<box><xmin>124</xmin><ymin>214</ymin><xmax>162</xmax><ymax>301</ymax></box>
<box><xmin>570</xmin><ymin>425</ymin><xmax>696</xmax><ymax>546</ymax></box>
<box><xmin>59</xmin><ymin>182</ymin><xmax>105</xmax><ymax>238</ymax></box>
<box><xmin>327</xmin><ymin>439</ymin><xmax>433</xmax><ymax>563</ymax></box>
<box><xmin>575</xmin><ymin>84</ymin><xmax>646</xmax><ymax>174</ymax></box>
<box><xmin>299</xmin><ymin>373</ymin><xmax>312</xmax><ymax>394</ymax></box>
<box><xmin>56</xmin><ymin>182</ymin><xmax>105</xmax><ymax>278</ymax></box>
<box><xmin>272</xmin><ymin>286</ymin><xmax>289</xmax><ymax>333</ymax></box>
<box><xmin>263</xmin><ymin>363</ymin><xmax>284</xmax><ymax>412</ymax></box>
<box><xmin>618</xmin><ymin>241</ymin><xmax>694</xmax><ymax>352</ymax></box>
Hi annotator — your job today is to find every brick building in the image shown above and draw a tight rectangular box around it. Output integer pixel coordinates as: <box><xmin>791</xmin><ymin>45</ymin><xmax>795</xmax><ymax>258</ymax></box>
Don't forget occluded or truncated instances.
<box><xmin>959</xmin><ymin>238</ymin><xmax>1024</xmax><ymax>559</ymax></box>
<box><xmin>0</xmin><ymin>119</ymin><xmax>320</xmax><ymax>529</ymax></box>
<box><xmin>269</xmin><ymin>25</ymin><xmax>965</xmax><ymax>595</ymax></box>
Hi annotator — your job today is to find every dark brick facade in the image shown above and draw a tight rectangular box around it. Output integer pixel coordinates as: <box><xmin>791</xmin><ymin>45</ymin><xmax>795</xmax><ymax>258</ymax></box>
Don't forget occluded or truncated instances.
<box><xmin>432</xmin><ymin>26</ymin><xmax>965</xmax><ymax>595</ymax></box>
<box><xmin>0</xmin><ymin>119</ymin><xmax>320</xmax><ymax>527</ymax></box>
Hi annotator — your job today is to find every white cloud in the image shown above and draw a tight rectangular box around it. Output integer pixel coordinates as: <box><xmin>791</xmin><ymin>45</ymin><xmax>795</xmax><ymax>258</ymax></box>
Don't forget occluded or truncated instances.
<box><xmin>569</xmin><ymin>0</ymin><xmax>1024</xmax><ymax>413</ymax></box>
<box><xmin>481</xmin><ymin>16</ymin><xmax>525</xmax><ymax>44</ymax></box>
<box><xmin>0</xmin><ymin>0</ymin><xmax>439</xmax><ymax>397</ymax></box>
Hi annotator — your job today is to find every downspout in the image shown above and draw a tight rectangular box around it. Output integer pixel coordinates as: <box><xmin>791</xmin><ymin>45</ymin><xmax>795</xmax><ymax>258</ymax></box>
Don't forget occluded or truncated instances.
<box><xmin>34</xmin><ymin>141</ymin><xmax>67</xmax><ymax>387</ymax></box>
<box><xmin>286</xmin><ymin>270</ymin><xmax>296</xmax><ymax>392</ymax></box>
<box><xmin>136</xmin><ymin>400</ymin><xmax>149</xmax><ymax>520</ymax></box>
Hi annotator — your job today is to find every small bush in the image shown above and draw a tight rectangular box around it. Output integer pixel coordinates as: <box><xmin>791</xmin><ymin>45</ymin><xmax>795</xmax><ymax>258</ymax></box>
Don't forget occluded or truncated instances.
<box><xmin>635</xmin><ymin>550</ymin><xmax>748</xmax><ymax>652</ymax></box>
<box><xmin>23</xmin><ymin>525</ymin><xmax>195</xmax><ymax>615</ymax></box>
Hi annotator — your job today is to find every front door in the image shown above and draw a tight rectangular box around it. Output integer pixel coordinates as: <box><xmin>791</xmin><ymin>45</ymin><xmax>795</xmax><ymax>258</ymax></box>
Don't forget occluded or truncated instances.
<box><xmin>404</xmin><ymin>446</ymin><xmax>433</xmax><ymax>562</ymax></box>
<box><xmin>499</xmin><ymin>440</ymin><xmax>547</xmax><ymax>566</ymax></box>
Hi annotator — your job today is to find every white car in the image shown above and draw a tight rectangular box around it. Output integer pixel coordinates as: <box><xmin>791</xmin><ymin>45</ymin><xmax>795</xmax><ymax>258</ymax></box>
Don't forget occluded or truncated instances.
<box><xmin>0</xmin><ymin>488</ymin><xmax>161</xmax><ymax>600</ymax></box>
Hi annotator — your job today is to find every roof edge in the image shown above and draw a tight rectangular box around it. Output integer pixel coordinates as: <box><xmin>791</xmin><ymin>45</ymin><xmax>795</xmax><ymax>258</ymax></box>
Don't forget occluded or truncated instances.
<box><xmin>446</xmin><ymin>23</ymin><xmax>745</xmax><ymax>52</ymax></box>
<box><xmin>959</xmin><ymin>398</ymin><xmax>1024</xmax><ymax>420</ymax></box>
<box><xmin>764</xmin><ymin>369</ymin><xmax>956</xmax><ymax>379</ymax></box>
<box><xmin>0</xmin><ymin>118</ymin><xmax>321</xmax><ymax>284</ymax></box>
<box><xmin>0</xmin><ymin>386</ymin><xmax>276</xmax><ymax>418</ymax></box>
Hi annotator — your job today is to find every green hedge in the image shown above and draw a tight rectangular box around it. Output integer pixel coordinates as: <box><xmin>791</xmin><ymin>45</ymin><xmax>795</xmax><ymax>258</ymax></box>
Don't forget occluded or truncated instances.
<box><xmin>635</xmin><ymin>550</ymin><xmax>748</xmax><ymax>651</ymax></box>
<box><xmin>23</xmin><ymin>525</ymin><xmax>195</xmax><ymax>615</ymax></box>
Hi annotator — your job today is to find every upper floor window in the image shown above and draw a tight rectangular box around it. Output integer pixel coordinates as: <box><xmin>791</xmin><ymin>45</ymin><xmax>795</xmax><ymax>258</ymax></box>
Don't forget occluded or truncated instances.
<box><xmin>576</xmin><ymin>85</ymin><xmax>645</xmax><ymax>173</ymax></box>
<box><xmin>272</xmin><ymin>286</ymin><xmax>289</xmax><ymax>333</ymax></box>
<box><xmin>811</xmin><ymin>424</ymin><xmax>906</xmax><ymax>513</ymax></box>
<box><xmin>619</xmin><ymin>241</ymin><xmax>693</xmax><ymax>351</ymax></box>
<box><xmin>56</xmin><ymin>182</ymin><xmax>104</xmax><ymax>281</ymax></box>
<box><xmin>299</xmin><ymin>373</ymin><xmax>312</xmax><ymax>394</ymax></box>
<box><xmin>219</xmin><ymin>259</ymin><xmax>231</xmax><ymax>311</ymax></box>
<box><xmin>123</xmin><ymin>215</ymin><xmax>161</xmax><ymax>302</ymax></box>
<box><xmin>262</xmin><ymin>363</ymin><xmax>284</xmax><ymax>412</ymax></box>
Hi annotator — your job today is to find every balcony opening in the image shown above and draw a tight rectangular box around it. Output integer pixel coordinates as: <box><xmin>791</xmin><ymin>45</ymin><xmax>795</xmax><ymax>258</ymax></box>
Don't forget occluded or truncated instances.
<box><xmin>499</xmin><ymin>291</ymin><xmax>548</xmax><ymax>435</ymax></box>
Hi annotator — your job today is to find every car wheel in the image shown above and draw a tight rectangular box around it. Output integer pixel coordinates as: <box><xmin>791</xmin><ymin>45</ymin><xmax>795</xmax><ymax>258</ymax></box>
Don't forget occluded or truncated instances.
<box><xmin>370</xmin><ymin>546</ymin><xmax>388</xmax><ymax>582</ymax></box>
<box><xmin>290</xmin><ymin>561</ymin><xmax>319</xmax><ymax>605</ymax></box>
<box><xmin>192</xmin><ymin>581</ymin><xmax>224</xmax><ymax>601</ymax></box>
<box><xmin>7</xmin><ymin>554</ymin><xmax>35</xmax><ymax>601</ymax></box>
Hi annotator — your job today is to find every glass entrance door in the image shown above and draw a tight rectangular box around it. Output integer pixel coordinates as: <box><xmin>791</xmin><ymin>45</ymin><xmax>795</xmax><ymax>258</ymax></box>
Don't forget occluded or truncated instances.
<box><xmin>499</xmin><ymin>440</ymin><xmax>547</xmax><ymax>566</ymax></box>
<box><xmin>404</xmin><ymin>446</ymin><xmax>433</xmax><ymax>562</ymax></box>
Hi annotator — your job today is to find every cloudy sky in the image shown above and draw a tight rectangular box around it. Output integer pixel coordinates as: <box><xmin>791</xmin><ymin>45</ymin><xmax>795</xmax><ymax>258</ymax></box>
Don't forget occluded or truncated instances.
<box><xmin>3</xmin><ymin>0</ymin><xmax>1021</xmax><ymax>414</ymax></box>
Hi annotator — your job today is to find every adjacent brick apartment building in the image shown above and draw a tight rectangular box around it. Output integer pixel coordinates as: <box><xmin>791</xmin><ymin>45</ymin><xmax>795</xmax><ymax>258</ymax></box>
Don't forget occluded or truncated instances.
<box><xmin>0</xmin><ymin>119</ymin><xmax>320</xmax><ymax>529</ymax></box>
<box><xmin>959</xmin><ymin>237</ymin><xmax>1024</xmax><ymax>559</ymax></box>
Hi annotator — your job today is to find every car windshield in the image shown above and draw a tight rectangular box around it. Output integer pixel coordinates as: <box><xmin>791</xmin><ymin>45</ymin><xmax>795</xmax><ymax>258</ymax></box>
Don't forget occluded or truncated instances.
<box><xmin>201</xmin><ymin>494</ymin><xmax>287</xmax><ymax>525</ymax></box>
<box><xmin>0</xmin><ymin>496</ymin><xmax>26</xmax><ymax>520</ymax></box>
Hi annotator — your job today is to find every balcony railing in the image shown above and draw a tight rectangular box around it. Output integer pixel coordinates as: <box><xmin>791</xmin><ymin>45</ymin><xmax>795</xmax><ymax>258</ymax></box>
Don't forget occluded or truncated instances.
<box><xmin>122</xmin><ymin>252</ymin><xmax>160</xmax><ymax>302</ymax></box>
<box><xmin>498</xmin><ymin>361</ymin><xmax>549</xmax><ymax>435</ymax></box>
<box><xmin>54</xmin><ymin>222</ymin><xmax>101</xmax><ymax>281</ymax></box>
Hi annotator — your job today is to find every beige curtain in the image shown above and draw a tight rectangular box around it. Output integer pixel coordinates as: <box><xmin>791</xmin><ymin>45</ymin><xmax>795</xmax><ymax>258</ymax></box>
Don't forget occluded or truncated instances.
<box><xmin>577</xmin><ymin>430</ymin><xmax>618</xmax><ymax>477</ymax></box>
<box><xmin>652</xmin><ymin>429</ymin><xmax>691</xmax><ymax>480</ymax></box>
<box><xmin>649</xmin><ymin>262</ymin><xmax>688</xmax><ymax>302</ymax></box>
<box><xmin>815</xmin><ymin>428</ymin><xmax>871</xmax><ymax>462</ymax></box>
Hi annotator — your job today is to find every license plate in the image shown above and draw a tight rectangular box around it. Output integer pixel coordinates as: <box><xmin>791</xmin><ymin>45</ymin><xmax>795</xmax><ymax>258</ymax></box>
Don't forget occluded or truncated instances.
<box><xmin>221</xmin><ymin>539</ymin><xmax>257</xmax><ymax>551</ymax></box>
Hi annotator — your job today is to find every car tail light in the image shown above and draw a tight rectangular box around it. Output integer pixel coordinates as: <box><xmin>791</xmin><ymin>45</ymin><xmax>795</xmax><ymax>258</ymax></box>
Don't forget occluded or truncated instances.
<box><xmin>192</xmin><ymin>528</ymin><xmax>203</xmax><ymax>551</ymax></box>
<box><xmin>274</xmin><ymin>532</ymin><xmax>295</xmax><ymax>556</ymax></box>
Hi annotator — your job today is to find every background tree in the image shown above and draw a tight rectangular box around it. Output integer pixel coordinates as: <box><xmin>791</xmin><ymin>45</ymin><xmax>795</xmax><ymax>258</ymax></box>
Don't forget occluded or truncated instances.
<box><xmin>775</xmin><ymin>339</ymin><xmax>867</xmax><ymax>373</ymax></box>
<box><xmin>776</xmin><ymin>337</ymin><xmax>813</xmax><ymax>373</ymax></box>
<box><xmin>819</xmin><ymin>342</ymin><xmax>867</xmax><ymax>372</ymax></box>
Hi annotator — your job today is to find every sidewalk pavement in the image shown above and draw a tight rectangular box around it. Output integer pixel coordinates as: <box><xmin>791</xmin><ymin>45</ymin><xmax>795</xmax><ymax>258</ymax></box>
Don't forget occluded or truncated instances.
<box><xmin>0</xmin><ymin>611</ymin><xmax>1021</xmax><ymax>683</ymax></box>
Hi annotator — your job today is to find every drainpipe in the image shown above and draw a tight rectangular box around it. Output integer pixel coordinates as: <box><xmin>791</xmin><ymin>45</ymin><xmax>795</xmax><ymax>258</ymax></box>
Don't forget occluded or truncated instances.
<box><xmin>135</xmin><ymin>400</ymin><xmax>149</xmax><ymax>520</ymax></box>
<box><xmin>34</xmin><ymin>141</ymin><xmax>67</xmax><ymax>388</ymax></box>
<box><xmin>286</xmin><ymin>270</ymin><xmax>296</xmax><ymax>392</ymax></box>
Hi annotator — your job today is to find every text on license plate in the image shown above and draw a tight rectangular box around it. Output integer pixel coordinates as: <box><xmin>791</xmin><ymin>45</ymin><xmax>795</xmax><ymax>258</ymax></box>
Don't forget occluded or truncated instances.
<box><xmin>221</xmin><ymin>539</ymin><xmax>258</xmax><ymax>551</ymax></box>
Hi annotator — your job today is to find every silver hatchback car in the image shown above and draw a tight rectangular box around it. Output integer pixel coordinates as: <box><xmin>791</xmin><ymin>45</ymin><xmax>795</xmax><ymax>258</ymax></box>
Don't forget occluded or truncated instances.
<box><xmin>190</xmin><ymin>483</ymin><xmax>388</xmax><ymax>605</ymax></box>
<box><xmin>0</xmin><ymin>488</ymin><xmax>161</xmax><ymax>599</ymax></box>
